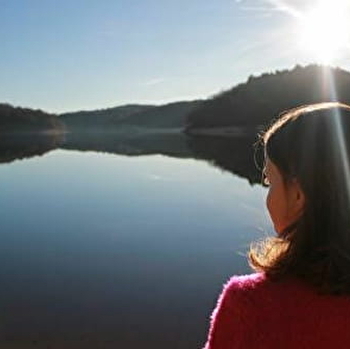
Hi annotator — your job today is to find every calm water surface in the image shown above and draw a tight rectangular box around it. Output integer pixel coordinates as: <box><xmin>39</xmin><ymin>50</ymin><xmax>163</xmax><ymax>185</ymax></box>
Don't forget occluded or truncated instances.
<box><xmin>0</xmin><ymin>149</ymin><xmax>270</xmax><ymax>348</ymax></box>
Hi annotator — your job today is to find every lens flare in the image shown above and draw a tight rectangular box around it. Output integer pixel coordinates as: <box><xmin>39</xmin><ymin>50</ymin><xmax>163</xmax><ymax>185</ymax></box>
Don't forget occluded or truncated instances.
<box><xmin>297</xmin><ymin>1</ymin><xmax>350</xmax><ymax>63</ymax></box>
<box><xmin>322</xmin><ymin>68</ymin><xmax>350</xmax><ymax>206</ymax></box>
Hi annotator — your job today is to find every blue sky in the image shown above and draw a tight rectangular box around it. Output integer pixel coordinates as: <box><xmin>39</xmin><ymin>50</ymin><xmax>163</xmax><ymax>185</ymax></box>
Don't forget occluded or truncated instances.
<box><xmin>1</xmin><ymin>0</ymin><xmax>350</xmax><ymax>113</ymax></box>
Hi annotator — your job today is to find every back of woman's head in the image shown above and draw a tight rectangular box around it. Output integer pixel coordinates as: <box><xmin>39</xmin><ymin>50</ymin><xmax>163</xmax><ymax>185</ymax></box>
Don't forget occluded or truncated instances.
<box><xmin>249</xmin><ymin>102</ymin><xmax>350</xmax><ymax>295</ymax></box>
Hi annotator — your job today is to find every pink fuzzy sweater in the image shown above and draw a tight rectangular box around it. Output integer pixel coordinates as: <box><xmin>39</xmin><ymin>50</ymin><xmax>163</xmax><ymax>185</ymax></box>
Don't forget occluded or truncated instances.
<box><xmin>203</xmin><ymin>272</ymin><xmax>350</xmax><ymax>349</ymax></box>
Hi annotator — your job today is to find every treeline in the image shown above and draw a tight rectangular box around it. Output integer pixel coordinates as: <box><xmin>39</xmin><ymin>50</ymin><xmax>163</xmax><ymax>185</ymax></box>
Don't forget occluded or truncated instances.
<box><xmin>60</xmin><ymin>104</ymin><xmax>153</xmax><ymax>131</ymax></box>
<box><xmin>0</xmin><ymin>103</ymin><xmax>64</xmax><ymax>133</ymax></box>
<box><xmin>185</xmin><ymin>64</ymin><xmax>350</xmax><ymax>132</ymax></box>
<box><xmin>60</xmin><ymin>101</ymin><xmax>202</xmax><ymax>131</ymax></box>
<box><xmin>115</xmin><ymin>101</ymin><xmax>202</xmax><ymax>128</ymax></box>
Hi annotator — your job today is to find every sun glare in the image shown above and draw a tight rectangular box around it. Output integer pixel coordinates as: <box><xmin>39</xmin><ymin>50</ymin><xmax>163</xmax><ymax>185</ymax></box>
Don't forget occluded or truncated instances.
<box><xmin>297</xmin><ymin>1</ymin><xmax>350</xmax><ymax>63</ymax></box>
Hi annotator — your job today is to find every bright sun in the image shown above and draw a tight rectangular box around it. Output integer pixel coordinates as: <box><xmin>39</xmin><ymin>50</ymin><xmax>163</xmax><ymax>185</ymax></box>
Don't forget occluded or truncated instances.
<box><xmin>297</xmin><ymin>1</ymin><xmax>350</xmax><ymax>63</ymax></box>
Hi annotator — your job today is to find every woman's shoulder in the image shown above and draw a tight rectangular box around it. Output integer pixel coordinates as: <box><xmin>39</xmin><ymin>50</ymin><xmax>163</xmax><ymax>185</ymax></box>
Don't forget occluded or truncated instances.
<box><xmin>219</xmin><ymin>272</ymin><xmax>314</xmax><ymax>307</ymax></box>
<box><xmin>221</xmin><ymin>272</ymin><xmax>350</xmax><ymax>307</ymax></box>
<box><xmin>215</xmin><ymin>273</ymin><xmax>269</xmax><ymax>314</ymax></box>
<box><xmin>224</xmin><ymin>272</ymin><xmax>266</xmax><ymax>290</ymax></box>
<box><xmin>206</xmin><ymin>273</ymin><xmax>265</xmax><ymax>348</ymax></box>
<box><xmin>221</xmin><ymin>272</ymin><xmax>267</xmax><ymax>298</ymax></box>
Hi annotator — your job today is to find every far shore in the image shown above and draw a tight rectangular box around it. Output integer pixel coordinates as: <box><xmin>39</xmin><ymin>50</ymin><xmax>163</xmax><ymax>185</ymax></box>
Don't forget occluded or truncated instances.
<box><xmin>0</xmin><ymin>125</ymin><xmax>260</xmax><ymax>138</ymax></box>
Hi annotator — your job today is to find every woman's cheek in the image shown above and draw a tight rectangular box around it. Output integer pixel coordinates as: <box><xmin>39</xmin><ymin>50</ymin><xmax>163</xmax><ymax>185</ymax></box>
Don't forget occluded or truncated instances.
<box><xmin>266</xmin><ymin>188</ymin><xmax>273</xmax><ymax>218</ymax></box>
<box><xmin>266</xmin><ymin>187</ymin><xmax>282</xmax><ymax>233</ymax></box>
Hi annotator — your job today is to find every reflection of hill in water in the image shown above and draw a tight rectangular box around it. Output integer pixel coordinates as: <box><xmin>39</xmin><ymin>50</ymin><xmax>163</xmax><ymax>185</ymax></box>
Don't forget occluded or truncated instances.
<box><xmin>187</xmin><ymin>134</ymin><xmax>262</xmax><ymax>185</ymax></box>
<box><xmin>61</xmin><ymin>129</ymin><xmax>193</xmax><ymax>159</ymax></box>
<box><xmin>0</xmin><ymin>133</ymin><xmax>64</xmax><ymax>164</ymax></box>
<box><xmin>0</xmin><ymin>130</ymin><xmax>261</xmax><ymax>185</ymax></box>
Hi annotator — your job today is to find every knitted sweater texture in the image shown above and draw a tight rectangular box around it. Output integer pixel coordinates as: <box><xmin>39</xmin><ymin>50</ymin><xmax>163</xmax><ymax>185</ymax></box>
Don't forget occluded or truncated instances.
<box><xmin>203</xmin><ymin>272</ymin><xmax>350</xmax><ymax>349</ymax></box>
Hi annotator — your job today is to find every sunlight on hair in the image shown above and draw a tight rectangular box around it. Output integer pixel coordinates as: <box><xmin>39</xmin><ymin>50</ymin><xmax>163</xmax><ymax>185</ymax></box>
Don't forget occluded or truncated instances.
<box><xmin>333</xmin><ymin>110</ymin><xmax>350</xmax><ymax>201</ymax></box>
<box><xmin>322</xmin><ymin>68</ymin><xmax>350</xmax><ymax>202</ymax></box>
<box><xmin>297</xmin><ymin>0</ymin><xmax>350</xmax><ymax>63</ymax></box>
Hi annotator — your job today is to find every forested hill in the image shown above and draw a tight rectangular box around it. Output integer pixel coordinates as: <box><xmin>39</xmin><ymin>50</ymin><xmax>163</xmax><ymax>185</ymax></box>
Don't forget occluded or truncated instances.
<box><xmin>185</xmin><ymin>65</ymin><xmax>350</xmax><ymax>132</ymax></box>
<box><xmin>116</xmin><ymin>101</ymin><xmax>202</xmax><ymax>128</ymax></box>
<box><xmin>60</xmin><ymin>104</ymin><xmax>154</xmax><ymax>130</ymax></box>
<box><xmin>60</xmin><ymin>101</ymin><xmax>202</xmax><ymax>130</ymax></box>
<box><xmin>0</xmin><ymin>104</ymin><xmax>64</xmax><ymax>133</ymax></box>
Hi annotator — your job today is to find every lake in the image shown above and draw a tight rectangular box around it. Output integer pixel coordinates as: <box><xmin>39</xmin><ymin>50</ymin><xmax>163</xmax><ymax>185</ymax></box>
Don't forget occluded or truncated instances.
<box><xmin>0</xmin><ymin>146</ymin><xmax>270</xmax><ymax>348</ymax></box>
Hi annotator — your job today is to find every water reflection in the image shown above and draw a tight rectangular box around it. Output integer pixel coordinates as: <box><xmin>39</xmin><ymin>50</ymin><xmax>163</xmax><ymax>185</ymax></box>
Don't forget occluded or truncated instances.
<box><xmin>0</xmin><ymin>131</ymin><xmax>262</xmax><ymax>185</ymax></box>
<box><xmin>187</xmin><ymin>134</ymin><xmax>262</xmax><ymax>184</ymax></box>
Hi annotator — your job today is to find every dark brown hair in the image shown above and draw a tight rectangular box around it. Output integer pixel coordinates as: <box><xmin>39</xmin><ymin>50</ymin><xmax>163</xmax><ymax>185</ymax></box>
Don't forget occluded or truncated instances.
<box><xmin>249</xmin><ymin>102</ymin><xmax>350</xmax><ymax>295</ymax></box>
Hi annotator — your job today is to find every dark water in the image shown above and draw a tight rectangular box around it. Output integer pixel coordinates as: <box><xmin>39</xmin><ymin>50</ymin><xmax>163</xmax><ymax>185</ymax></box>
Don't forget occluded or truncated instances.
<box><xmin>0</xmin><ymin>140</ymin><xmax>270</xmax><ymax>348</ymax></box>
